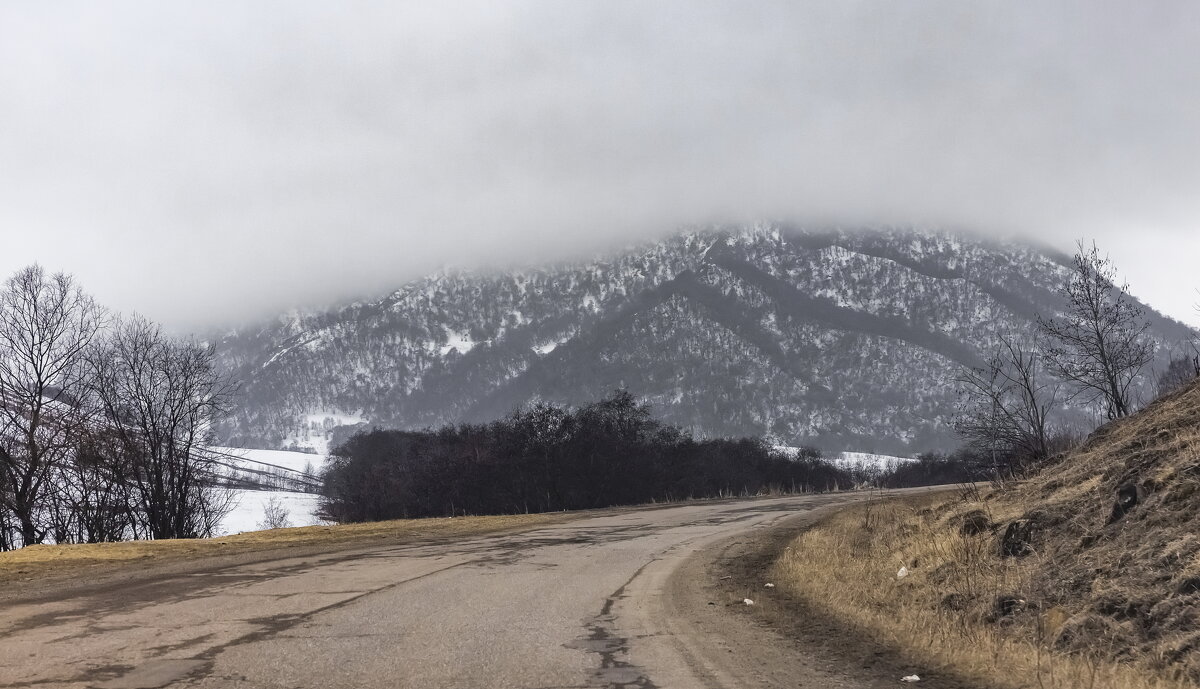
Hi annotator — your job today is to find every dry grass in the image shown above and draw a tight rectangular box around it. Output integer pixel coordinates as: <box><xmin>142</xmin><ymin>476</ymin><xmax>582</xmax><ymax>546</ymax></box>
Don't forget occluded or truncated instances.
<box><xmin>773</xmin><ymin>491</ymin><xmax>1196</xmax><ymax>689</ymax></box>
<box><xmin>773</xmin><ymin>380</ymin><xmax>1200</xmax><ymax>687</ymax></box>
<box><xmin>0</xmin><ymin>512</ymin><xmax>572</xmax><ymax>586</ymax></box>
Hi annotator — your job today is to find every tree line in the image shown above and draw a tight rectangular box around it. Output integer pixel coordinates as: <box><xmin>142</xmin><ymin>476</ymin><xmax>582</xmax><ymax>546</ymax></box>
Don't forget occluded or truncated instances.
<box><xmin>953</xmin><ymin>241</ymin><xmax>1196</xmax><ymax>475</ymax></box>
<box><xmin>0</xmin><ymin>266</ymin><xmax>234</xmax><ymax>549</ymax></box>
<box><xmin>320</xmin><ymin>390</ymin><xmax>850</xmax><ymax>522</ymax></box>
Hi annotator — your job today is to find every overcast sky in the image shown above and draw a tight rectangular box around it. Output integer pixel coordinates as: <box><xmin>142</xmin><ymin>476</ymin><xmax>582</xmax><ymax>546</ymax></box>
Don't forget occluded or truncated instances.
<box><xmin>2</xmin><ymin>2</ymin><xmax>1198</xmax><ymax>332</ymax></box>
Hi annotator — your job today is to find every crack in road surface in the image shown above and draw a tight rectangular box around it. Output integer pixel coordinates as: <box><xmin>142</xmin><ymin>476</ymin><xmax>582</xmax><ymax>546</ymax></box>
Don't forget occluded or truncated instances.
<box><xmin>568</xmin><ymin>561</ymin><xmax>661</xmax><ymax>689</ymax></box>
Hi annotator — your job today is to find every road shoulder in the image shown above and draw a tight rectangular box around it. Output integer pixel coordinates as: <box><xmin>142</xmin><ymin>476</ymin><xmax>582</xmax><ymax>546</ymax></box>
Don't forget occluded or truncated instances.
<box><xmin>661</xmin><ymin>495</ymin><xmax>978</xmax><ymax>689</ymax></box>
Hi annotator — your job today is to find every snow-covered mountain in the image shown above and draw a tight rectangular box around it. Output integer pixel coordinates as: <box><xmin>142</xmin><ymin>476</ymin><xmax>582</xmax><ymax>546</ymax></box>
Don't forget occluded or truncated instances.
<box><xmin>212</xmin><ymin>225</ymin><xmax>1195</xmax><ymax>455</ymax></box>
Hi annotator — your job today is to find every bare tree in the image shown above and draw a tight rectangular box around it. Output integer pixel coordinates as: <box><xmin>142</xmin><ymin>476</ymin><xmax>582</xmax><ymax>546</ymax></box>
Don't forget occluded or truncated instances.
<box><xmin>0</xmin><ymin>266</ymin><xmax>103</xmax><ymax>546</ymax></box>
<box><xmin>1156</xmin><ymin>345</ymin><xmax>1200</xmax><ymax>398</ymax></box>
<box><xmin>0</xmin><ymin>455</ymin><xmax>16</xmax><ymax>550</ymax></box>
<box><xmin>49</xmin><ymin>427</ymin><xmax>140</xmax><ymax>543</ymax></box>
<box><xmin>956</xmin><ymin>335</ymin><xmax>1060</xmax><ymax>469</ymax></box>
<box><xmin>1037</xmin><ymin>241</ymin><xmax>1154</xmax><ymax>420</ymax></box>
<box><xmin>90</xmin><ymin>315</ymin><xmax>237</xmax><ymax>539</ymax></box>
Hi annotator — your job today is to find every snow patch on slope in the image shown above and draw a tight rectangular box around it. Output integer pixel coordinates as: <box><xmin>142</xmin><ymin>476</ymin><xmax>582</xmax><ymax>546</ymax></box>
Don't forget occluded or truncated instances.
<box><xmin>774</xmin><ymin>446</ymin><xmax>914</xmax><ymax>471</ymax></box>
<box><xmin>834</xmin><ymin>451</ymin><xmax>917</xmax><ymax>471</ymax></box>
<box><xmin>279</xmin><ymin>412</ymin><xmax>366</xmax><ymax>455</ymax></box>
<box><xmin>212</xmin><ymin>447</ymin><xmax>331</xmax><ymax>536</ymax></box>
<box><xmin>533</xmin><ymin>331</ymin><xmax>576</xmax><ymax>356</ymax></box>
<box><xmin>212</xmin><ymin>446</ymin><xmax>330</xmax><ymax>474</ymax></box>
<box><xmin>440</xmin><ymin>330</ymin><xmax>476</xmax><ymax>356</ymax></box>
<box><xmin>220</xmin><ymin>490</ymin><xmax>326</xmax><ymax>535</ymax></box>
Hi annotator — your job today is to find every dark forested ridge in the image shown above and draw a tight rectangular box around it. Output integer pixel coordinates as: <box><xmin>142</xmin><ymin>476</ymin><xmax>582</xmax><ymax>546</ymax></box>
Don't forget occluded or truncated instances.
<box><xmin>213</xmin><ymin>226</ymin><xmax>1195</xmax><ymax>455</ymax></box>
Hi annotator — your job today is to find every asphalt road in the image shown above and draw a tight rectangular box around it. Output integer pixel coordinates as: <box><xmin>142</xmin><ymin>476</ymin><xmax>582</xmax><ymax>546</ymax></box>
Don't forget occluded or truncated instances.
<box><xmin>0</xmin><ymin>492</ymin><xmax>906</xmax><ymax>689</ymax></box>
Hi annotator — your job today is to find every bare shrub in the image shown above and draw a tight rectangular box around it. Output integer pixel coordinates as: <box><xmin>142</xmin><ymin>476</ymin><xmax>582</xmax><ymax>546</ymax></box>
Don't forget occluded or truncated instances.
<box><xmin>257</xmin><ymin>496</ymin><xmax>292</xmax><ymax>531</ymax></box>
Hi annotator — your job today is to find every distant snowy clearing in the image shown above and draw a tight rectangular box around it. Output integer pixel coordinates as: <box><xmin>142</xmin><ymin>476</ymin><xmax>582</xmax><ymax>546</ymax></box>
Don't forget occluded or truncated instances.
<box><xmin>211</xmin><ymin>446</ymin><xmax>330</xmax><ymax>474</ymax></box>
<box><xmin>221</xmin><ymin>490</ymin><xmax>327</xmax><ymax>535</ymax></box>
<box><xmin>833</xmin><ymin>451</ymin><xmax>917</xmax><ymax>471</ymax></box>
<box><xmin>277</xmin><ymin>411</ymin><xmax>366</xmax><ymax>456</ymax></box>
<box><xmin>773</xmin><ymin>446</ymin><xmax>916</xmax><ymax>471</ymax></box>
<box><xmin>211</xmin><ymin>447</ymin><xmax>330</xmax><ymax>535</ymax></box>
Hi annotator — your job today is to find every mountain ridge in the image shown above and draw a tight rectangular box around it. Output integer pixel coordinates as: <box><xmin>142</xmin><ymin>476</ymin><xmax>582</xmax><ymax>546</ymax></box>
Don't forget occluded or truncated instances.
<box><xmin>213</xmin><ymin>225</ymin><xmax>1195</xmax><ymax>455</ymax></box>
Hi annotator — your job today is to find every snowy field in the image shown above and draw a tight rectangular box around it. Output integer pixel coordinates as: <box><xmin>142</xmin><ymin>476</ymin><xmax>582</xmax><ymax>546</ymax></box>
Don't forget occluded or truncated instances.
<box><xmin>220</xmin><ymin>490</ymin><xmax>325</xmax><ymax>535</ymax></box>
<box><xmin>212</xmin><ymin>446</ymin><xmax>331</xmax><ymax>474</ymax></box>
<box><xmin>278</xmin><ymin>412</ymin><xmax>366</xmax><ymax>456</ymax></box>
<box><xmin>211</xmin><ymin>447</ymin><xmax>330</xmax><ymax>535</ymax></box>
<box><xmin>832</xmin><ymin>451</ymin><xmax>917</xmax><ymax>472</ymax></box>
<box><xmin>774</xmin><ymin>446</ymin><xmax>916</xmax><ymax>472</ymax></box>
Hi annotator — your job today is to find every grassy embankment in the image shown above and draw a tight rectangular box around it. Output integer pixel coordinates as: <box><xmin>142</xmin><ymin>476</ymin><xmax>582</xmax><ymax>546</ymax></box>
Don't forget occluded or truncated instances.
<box><xmin>774</xmin><ymin>381</ymin><xmax>1200</xmax><ymax>689</ymax></box>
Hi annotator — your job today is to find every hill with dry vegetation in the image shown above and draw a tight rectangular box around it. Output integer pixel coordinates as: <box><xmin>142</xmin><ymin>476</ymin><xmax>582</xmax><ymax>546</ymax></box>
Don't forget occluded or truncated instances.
<box><xmin>775</xmin><ymin>378</ymin><xmax>1200</xmax><ymax>689</ymax></box>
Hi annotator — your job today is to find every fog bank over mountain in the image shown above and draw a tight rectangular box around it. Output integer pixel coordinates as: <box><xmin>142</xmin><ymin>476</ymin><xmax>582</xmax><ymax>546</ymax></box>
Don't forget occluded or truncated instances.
<box><xmin>213</xmin><ymin>226</ymin><xmax>1196</xmax><ymax>455</ymax></box>
<box><xmin>2</xmin><ymin>3</ymin><xmax>1199</xmax><ymax>329</ymax></box>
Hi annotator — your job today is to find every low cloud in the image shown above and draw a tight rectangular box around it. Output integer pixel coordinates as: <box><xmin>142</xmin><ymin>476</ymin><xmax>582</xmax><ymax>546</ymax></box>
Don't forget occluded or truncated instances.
<box><xmin>1</xmin><ymin>2</ymin><xmax>1197</xmax><ymax>330</ymax></box>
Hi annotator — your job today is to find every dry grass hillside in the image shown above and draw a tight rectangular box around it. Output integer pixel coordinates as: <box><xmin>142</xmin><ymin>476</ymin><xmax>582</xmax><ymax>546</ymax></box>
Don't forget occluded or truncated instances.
<box><xmin>775</xmin><ymin>378</ymin><xmax>1200</xmax><ymax>689</ymax></box>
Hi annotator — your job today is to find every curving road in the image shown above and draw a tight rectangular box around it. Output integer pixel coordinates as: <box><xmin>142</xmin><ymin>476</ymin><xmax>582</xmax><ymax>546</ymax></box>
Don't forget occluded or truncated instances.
<box><xmin>0</xmin><ymin>491</ymin><xmax>919</xmax><ymax>689</ymax></box>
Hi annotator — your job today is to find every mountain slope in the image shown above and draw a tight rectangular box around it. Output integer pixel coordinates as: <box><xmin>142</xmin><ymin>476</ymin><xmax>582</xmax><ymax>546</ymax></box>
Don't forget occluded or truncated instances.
<box><xmin>213</xmin><ymin>226</ymin><xmax>1195</xmax><ymax>454</ymax></box>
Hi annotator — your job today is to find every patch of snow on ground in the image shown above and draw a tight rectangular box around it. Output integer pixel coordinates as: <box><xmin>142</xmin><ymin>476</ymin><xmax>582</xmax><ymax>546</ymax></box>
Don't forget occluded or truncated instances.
<box><xmin>306</xmin><ymin>411</ymin><xmax>366</xmax><ymax>426</ymax></box>
<box><xmin>774</xmin><ymin>446</ymin><xmax>915</xmax><ymax>472</ymax></box>
<box><xmin>440</xmin><ymin>330</ymin><xmax>475</xmax><ymax>356</ymax></box>
<box><xmin>212</xmin><ymin>447</ymin><xmax>330</xmax><ymax>474</ymax></box>
<box><xmin>219</xmin><ymin>489</ymin><xmax>327</xmax><ymax>535</ymax></box>
<box><xmin>260</xmin><ymin>336</ymin><xmax>318</xmax><ymax>370</ymax></box>
<box><xmin>834</xmin><ymin>451</ymin><xmax>917</xmax><ymax>472</ymax></box>
<box><xmin>532</xmin><ymin>331</ymin><xmax>576</xmax><ymax>356</ymax></box>
<box><xmin>212</xmin><ymin>447</ymin><xmax>332</xmax><ymax>535</ymax></box>
<box><xmin>278</xmin><ymin>411</ymin><xmax>366</xmax><ymax>456</ymax></box>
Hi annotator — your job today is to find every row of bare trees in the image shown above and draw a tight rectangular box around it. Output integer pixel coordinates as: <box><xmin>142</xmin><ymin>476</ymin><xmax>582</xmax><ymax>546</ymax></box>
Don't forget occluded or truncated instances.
<box><xmin>956</xmin><ymin>241</ymin><xmax>1191</xmax><ymax>472</ymax></box>
<box><xmin>0</xmin><ymin>266</ymin><xmax>235</xmax><ymax>549</ymax></box>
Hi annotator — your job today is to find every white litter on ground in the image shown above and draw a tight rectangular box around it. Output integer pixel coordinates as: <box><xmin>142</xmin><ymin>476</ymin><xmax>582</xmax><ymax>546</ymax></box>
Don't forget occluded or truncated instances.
<box><xmin>901</xmin><ymin>675</ymin><xmax>921</xmax><ymax>683</ymax></box>
<box><xmin>742</xmin><ymin>598</ymin><xmax>755</xmax><ymax>606</ymax></box>
<box><xmin>764</xmin><ymin>582</ymin><xmax>775</xmax><ymax>588</ymax></box>
<box><xmin>896</xmin><ymin>566</ymin><xmax>909</xmax><ymax>579</ymax></box>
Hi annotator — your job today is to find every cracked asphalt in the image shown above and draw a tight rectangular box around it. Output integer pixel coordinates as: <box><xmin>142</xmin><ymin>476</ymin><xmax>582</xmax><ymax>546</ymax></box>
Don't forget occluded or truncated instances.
<box><xmin>0</xmin><ymin>492</ymin><xmax>888</xmax><ymax>689</ymax></box>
